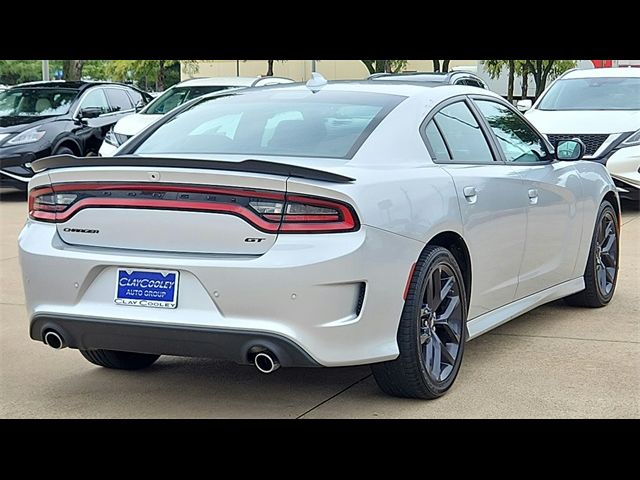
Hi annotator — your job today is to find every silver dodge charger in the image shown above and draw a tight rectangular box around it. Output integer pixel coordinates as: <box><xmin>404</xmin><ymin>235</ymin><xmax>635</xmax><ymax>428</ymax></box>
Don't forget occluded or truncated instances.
<box><xmin>19</xmin><ymin>76</ymin><xmax>620</xmax><ymax>398</ymax></box>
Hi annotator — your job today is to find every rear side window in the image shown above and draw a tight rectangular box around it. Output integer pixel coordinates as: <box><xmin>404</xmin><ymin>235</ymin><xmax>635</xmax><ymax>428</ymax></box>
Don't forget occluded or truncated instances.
<box><xmin>428</xmin><ymin>101</ymin><xmax>494</xmax><ymax>163</ymax></box>
<box><xmin>78</xmin><ymin>88</ymin><xmax>110</xmax><ymax>114</ymax></box>
<box><xmin>134</xmin><ymin>90</ymin><xmax>406</xmax><ymax>159</ymax></box>
<box><xmin>106</xmin><ymin>88</ymin><xmax>134</xmax><ymax>112</ymax></box>
<box><xmin>127</xmin><ymin>89</ymin><xmax>144</xmax><ymax>107</ymax></box>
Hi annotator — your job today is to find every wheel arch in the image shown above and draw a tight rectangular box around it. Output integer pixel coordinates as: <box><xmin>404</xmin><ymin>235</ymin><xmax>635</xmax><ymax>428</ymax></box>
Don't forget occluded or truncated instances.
<box><xmin>602</xmin><ymin>189</ymin><xmax>621</xmax><ymax>223</ymax></box>
<box><xmin>424</xmin><ymin>231</ymin><xmax>472</xmax><ymax>308</ymax></box>
<box><xmin>52</xmin><ymin>137</ymin><xmax>81</xmax><ymax>156</ymax></box>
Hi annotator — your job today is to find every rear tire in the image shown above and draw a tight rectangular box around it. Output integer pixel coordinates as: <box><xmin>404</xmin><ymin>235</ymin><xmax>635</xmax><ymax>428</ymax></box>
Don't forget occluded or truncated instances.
<box><xmin>564</xmin><ymin>200</ymin><xmax>619</xmax><ymax>308</ymax></box>
<box><xmin>80</xmin><ymin>349</ymin><xmax>160</xmax><ymax>370</ymax></box>
<box><xmin>371</xmin><ymin>246</ymin><xmax>468</xmax><ymax>399</ymax></box>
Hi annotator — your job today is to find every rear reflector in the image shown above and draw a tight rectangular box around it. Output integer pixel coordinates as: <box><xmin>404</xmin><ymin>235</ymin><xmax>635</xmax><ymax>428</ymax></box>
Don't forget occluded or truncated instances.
<box><xmin>29</xmin><ymin>183</ymin><xmax>359</xmax><ymax>234</ymax></box>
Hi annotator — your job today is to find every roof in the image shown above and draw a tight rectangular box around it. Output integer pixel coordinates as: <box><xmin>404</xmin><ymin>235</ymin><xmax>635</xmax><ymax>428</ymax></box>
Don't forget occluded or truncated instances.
<box><xmin>8</xmin><ymin>80</ymin><xmax>138</xmax><ymax>91</ymax></box>
<box><xmin>205</xmin><ymin>80</ymin><xmax>500</xmax><ymax>105</ymax></box>
<box><xmin>369</xmin><ymin>71</ymin><xmax>484</xmax><ymax>83</ymax></box>
<box><xmin>177</xmin><ymin>76</ymin><xmax>293</xmax><ymax>87</ymax></box>
<box><xmin>562</xmin><ymin>67</ymin><xmax>640</xmax><ymax>79</ymax></box>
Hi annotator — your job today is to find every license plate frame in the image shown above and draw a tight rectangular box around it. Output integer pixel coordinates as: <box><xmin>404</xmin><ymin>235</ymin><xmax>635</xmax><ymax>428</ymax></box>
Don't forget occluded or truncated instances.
<box><xmin>114</xmin><ymin>268</ymin><xmax>179</xmax><ymax>309</ymax></box>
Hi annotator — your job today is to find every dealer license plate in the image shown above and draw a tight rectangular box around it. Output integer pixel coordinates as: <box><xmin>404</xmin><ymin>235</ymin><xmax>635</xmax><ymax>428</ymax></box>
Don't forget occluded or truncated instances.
<box><xmin>114</xmin><ymin>268</ymin><xmax>179</xmax><ymax>309</ymax></box>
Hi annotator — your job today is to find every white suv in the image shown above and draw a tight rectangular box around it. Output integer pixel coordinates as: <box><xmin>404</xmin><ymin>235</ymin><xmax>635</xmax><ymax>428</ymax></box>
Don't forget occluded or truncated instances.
<box><xmin>98</xmin><ymin>76</ymin><xmax>293</xmax><ymax>156</ymax></box>
<box><xmin>522</xmin><ymin>67</ymin><xmax>640</xmax><ymax>203</ymax></box>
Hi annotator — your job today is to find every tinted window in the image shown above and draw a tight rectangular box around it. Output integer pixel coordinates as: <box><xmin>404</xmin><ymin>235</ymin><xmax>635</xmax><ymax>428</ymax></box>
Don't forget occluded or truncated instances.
<box><xmin>127</xmin><ymin>89</ymin><xmax>144</xmax><ymax>106</ymax></box>
<box><xmin>134</xmin><ymin>90</ymin><xmax>405</xmax><ymax>159</ymax></box>
<box><xmin>475</xmin><ymin>100</ymin><xmax>550</xmax><ymax>163</ymax></box>
<box><xmin>424</xmin><ymin>121</ymin><xmax>449</xmax><ymax>160</ymax></box>
<box><xmin>79</xmin><ymin>89</ymin><xmax>109</xmax><ymax>114</ymax></box>
<box><xmin>106</xmin><ymin>88</ymin><xmax>133</xmax><ymax>112</ymax></box>
<box><xmin>144</xmin><ymin>85</ymin><xmax>237</xmax><ymax>115</ymax></box>
<box><xmin>432</xmin><ymin>101</ymin><xmax>494</xmax><ymax>162</ymax></box>
<box><xmin>537</xmin><ymin>77</ymin><xmax>640</xmax><ymax>111</ymax></box>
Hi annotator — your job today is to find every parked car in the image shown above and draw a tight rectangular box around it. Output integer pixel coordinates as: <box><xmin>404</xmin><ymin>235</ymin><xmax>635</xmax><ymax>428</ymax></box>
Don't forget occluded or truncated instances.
<box><xmin>98</xmin><ymin>76</ymin><xmax>294</xmax><ymax>156</ymax></box>
<box><xmin>368</xmin><ymin>71</ymin><xmax>488</xmax><ymax>89</ymax></box>
<box><xmin>21</xmin><ymin>76</ymin><xmax>620</xmax><ymax>399</ymax></box>
<box><xmin>520</xmin><ymin>67</ymin><xmax>640</xmax><ymax>203</ymax></box>
<box><xmin>0</xmin><ymin>81</ymin><xmax>152</xmax><ymax>193</ymax></box>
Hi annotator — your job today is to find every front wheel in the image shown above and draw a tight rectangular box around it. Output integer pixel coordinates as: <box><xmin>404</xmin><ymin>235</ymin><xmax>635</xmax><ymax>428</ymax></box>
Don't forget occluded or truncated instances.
<box><xmin>371</xmin><ymin>245</ymin><xmax>468</xmax><ymax>399</ymax></box>
<box><xmin>80</xmin><ymin>349</ymin><xmax>160</xmax><ymax>370</ymax></box>
<box><xmin>564</xmin><ymin>200</ymin><xmax>619</xmax><ymax>308</ymax></box>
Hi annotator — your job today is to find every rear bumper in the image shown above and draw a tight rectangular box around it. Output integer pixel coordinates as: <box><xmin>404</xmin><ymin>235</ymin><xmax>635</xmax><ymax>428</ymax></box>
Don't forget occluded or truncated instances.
<box><xmin>19</xmin><ymin>221</ymin><xmax>425</xmax><ymax>366</ymax></box>
<box><xmin>30</xmin><ymin>314</ymin><xmax>320</xmax><ymax>367</ymax></box>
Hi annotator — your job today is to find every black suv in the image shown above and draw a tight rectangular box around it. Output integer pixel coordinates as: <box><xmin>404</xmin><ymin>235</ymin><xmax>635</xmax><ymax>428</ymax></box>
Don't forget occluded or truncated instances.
<box><xmin>0</xmin><ymin>81</ymin><xmax>152</xmax><ymax>192</ymax></box>
<box><xmin>368</xmin><ymin>71</ymin><xmax>488</xmax><ymax>88</ymax></box>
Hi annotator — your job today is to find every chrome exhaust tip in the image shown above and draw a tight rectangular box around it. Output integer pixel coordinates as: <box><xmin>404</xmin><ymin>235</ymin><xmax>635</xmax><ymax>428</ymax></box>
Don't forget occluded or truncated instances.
<box><xmin>254</xmin><ymin>352</ymin><xmax>280</xmax><ymax>374</ymax></box>
<box><xmin>43</xmin><ymin>330</ymin><xmax>66</xmax><ymax>350</ymax></box>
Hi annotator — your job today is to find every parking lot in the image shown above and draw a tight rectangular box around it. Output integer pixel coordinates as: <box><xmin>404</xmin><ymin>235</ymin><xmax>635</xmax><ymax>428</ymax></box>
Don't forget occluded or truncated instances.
<box><xmin>0</xmin><ymin>192</ymin><xmax>638</xmax><ymax>418</ymax></box>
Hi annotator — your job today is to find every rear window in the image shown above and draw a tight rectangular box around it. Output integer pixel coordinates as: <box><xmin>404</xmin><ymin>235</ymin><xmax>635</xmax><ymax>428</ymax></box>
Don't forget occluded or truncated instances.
<box><xmin>133</xmin><ymin>89</ymin><xmax>405</xmax><ymax>159</ymax></box>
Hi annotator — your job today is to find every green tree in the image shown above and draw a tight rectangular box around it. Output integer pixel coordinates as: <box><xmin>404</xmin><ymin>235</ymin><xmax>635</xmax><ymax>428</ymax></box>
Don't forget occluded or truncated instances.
<box><xmin>484</xmin><ymin>60</ymin><xmax>517</xmax><ymax>102</ymax></box>
<box><xmin>361</xmin><ymin>60</ymin><xmax>408</xmax><ymax>75</ymax></box>
<box><xmin>524</xmin><ymin>60</ymin><xmax>576</xmax><ymax>98</ymax></box>
<box><xmin>0</xmin><ymin>60</ymin><xmax>62</xmax><ymax>84</ymax></box>
<box><xmin>108</xmin><ymin>60</ymin><xmax>188</xmax><ymax>91</ymax></box>
<box><xmin>62</xmin><ymin>60</ymin><xmax>85</xmax><ymax>80</ymax></box>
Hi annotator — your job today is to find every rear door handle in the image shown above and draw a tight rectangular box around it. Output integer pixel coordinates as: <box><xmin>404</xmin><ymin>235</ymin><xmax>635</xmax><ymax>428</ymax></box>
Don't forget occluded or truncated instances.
<box><xmin>463</xmin><ymin>186</ymin><xmax>477</xmax><ymax>204</ymax></box>
<box><xmin>528</xmin><ymin>188</ymin><xmax>539</xmax><ymax>204</ymax></box>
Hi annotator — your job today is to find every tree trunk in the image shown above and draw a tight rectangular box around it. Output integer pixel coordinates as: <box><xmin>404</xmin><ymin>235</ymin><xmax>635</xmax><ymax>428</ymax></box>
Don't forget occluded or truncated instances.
<box><xmin>507</xmin><ymin>59</ymin><xmax>515</xmax><ymax>102</ymax></box>
<box><xmin>361</xmin><ymin>60</ymin><xmax>375</xmax><ymax>74</ymax></box>
<box><xmin>374</xmin><ymin>60</ymin><xmax>386</xmax><ymax>73</ymax></box>
<box><xmin>442</xmin><ymin>60</ymin><xmax>450</xmax><ymax>73</ymax></box>
<box><xmin>538</xmin><ymin>60</ymin><xmax>555</xmax><ymax>98</ymax></box>
<box><xmin>521</xmin><ymin>62</ymin><xmax>529</xmax><ymax>98</ymax></box>
<box><xmin>266</xmin><ymin>60</ymin><xmax>274</xmax><ymax>76</ymax></box>
<box><xmin>156</xmin><ymin>60</ymin><xmax>166</xmax><ymax>91</ymax></box>
<box><xmin>432</xmin><ymin>60</ymin><xmax>440</xmax><ymax>72</ymax></box>
<box><xmin>383</xmin><ymin>60</ymin><xmax>391</xmax><ymax>73</ymax></box>
<box><xmin>62</xmin><ymin>60</ymin><xmax>85</xmax><ymax>81</ymax></box>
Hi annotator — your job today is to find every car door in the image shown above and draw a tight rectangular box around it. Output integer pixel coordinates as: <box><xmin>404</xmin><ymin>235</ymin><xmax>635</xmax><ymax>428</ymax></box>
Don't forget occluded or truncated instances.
<box><xmin>422</xmin><ymin>98</ymin><xmax>528</xmax><ymax>319</ymax></box>
<box><xmin>471</xmin><ymin>97</ymin><xmax>582</xmax><ymax>299</ymax></box>
<box><xmin>74</xmin><ymin>87</ymin><xmax>114</xmax><ymax>154</ymax></box>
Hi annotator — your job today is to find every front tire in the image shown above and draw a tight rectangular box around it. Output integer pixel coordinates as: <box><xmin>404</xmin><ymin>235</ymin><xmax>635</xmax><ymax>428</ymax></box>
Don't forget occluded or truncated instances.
<box><xmin>371</xmin><ymin>246</ymin><xmax>468</xmax><ymax>399</ymax></box>
<box><xmin>564</xmin><ymin>200</ymin><xmax>619</xmax><ymax>308</ymax></box>
<box><xmin>80</xmin><ymin>349</ymin><xmax>160</xmax><ymax>370</ymax></box>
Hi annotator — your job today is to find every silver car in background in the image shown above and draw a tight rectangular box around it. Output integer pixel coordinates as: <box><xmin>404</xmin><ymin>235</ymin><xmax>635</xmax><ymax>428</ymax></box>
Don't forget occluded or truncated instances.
<box><xmin>19</xmin><ymin>78</ymin><xmax>620</xmax><ymax>398</ymax></box>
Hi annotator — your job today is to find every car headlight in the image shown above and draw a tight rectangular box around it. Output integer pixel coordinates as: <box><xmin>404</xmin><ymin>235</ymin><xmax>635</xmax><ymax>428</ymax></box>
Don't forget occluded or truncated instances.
<box><xmin>6</xmin><ymin>127</ymin><xmax>46</xmax><ymax>146</ymax></box>
<box><xmin>104</xmin><ymin>127</ymin><xmax>120</xmax><ymax>147</ymax></box>
<box><xmin>621</xmin><ymin>129</ymin><xmax>640</xmax><ymax>147</ymax></box>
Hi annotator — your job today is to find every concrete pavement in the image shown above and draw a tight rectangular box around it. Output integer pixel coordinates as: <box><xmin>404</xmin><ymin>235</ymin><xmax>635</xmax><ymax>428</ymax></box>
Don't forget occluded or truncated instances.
<box><xmin>1</xmin><ymin>192</ymin><xmax>638</xmax><ymax>418</ymax></box>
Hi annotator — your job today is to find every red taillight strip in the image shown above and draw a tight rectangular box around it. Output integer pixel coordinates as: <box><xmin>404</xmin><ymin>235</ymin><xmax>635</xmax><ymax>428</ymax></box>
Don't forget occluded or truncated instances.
<box><xmin>280</xmin><ymin>194</ymin><xmax>357</xmax><ymax>232</ymax></box>
<box><xmin>29</xmin><ymin>183</ymin><xmax>360</xmax><ymax>234</ymax></box>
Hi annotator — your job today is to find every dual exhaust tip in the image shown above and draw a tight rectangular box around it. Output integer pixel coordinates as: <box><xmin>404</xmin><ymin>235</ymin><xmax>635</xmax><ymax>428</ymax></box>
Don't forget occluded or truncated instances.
<box><xmin>42</xmin><ymin>331</ymin><xmax>281</xmax><ymax>374</ymax></box>
<box><xmin>43</xmin><ymin>330</ymin><xmax>66</xmax><ymax>350</ymax></box>
<box><xmin>253</xmin><ymin>351</ymin><xmax>280</xmax><ymax>374</ymax></box>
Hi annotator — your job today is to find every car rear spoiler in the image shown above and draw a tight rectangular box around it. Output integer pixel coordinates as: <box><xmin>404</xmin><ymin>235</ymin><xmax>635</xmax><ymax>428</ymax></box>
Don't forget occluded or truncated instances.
<box><xmin>31</xmin><ymin>155</ymin><xmax>355</xmax><ymax>184</ymax></box>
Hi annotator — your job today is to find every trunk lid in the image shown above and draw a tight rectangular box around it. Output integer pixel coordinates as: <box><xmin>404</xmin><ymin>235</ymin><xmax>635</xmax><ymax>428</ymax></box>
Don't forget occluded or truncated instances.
<box><xmin>47</xmin><ymin>166</ymin><xmax>288</xmax><ymax>255</ymax></box>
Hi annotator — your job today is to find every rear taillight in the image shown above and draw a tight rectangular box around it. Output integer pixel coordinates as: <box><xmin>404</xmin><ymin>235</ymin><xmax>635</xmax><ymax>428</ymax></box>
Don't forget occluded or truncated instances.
<box><xmin>28</xmin><ymin>183</ymin><xmax>359</xmax><ymax>234</ymax></box>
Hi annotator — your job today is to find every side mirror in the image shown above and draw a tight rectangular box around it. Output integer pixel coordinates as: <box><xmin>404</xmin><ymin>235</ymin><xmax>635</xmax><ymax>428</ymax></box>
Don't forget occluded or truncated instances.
<box><xmin>79</xmin><ymin>106</ymin><xmax>102</xmax><ymax>119</ymax></box>
<box><xmin>134</xmin><ymin>100</ymin><xmax>146</xmax><ymax>112</ymax></box>
<box><xmin>516</xmin><ymin>99</ymin><xmax>532</xmax><ymax>112</ymax></box>
<box><xmin>556</xmin><ymin>138</ymin><xmax>586</xmax><ymax>161</ymax></box>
